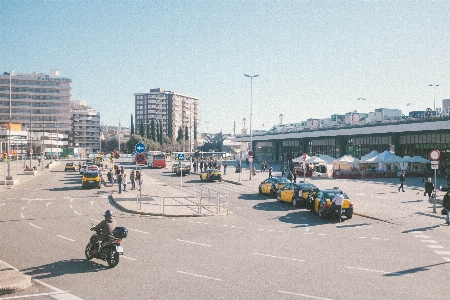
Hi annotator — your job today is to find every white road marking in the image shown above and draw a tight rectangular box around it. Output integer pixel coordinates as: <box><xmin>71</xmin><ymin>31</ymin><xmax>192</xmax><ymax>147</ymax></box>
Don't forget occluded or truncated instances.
<box><xmin>414</xmin><ymin>234</ymin><xmax>430</xmax><ymax>238</ymax></box>
<box><xmin>20</xmin><ymin>213</ymin><xmax>24</xmax><ymax>219</ymax></box>
<box><xmin>73</xmin><ymin>211</ymin><xmax>82</xmax><ymax>215</ymax></box>
<box><xmin>358</xmin><ymin>237</ymin><xmax>366</xmax><ymax>239</ymax></box>
<box><xmin>427</xmin><ymin>245</ymin><xmax>444</xmax><ymax>249</ymax></box>
<box><xmin>70</xmin><ymin>205</ymin><xmax>73</xmax><ymax>208</ymax></box>
<box><xmin>34</xmin><ymin>278</ymin><xmax>84</xmax><ymax>299</ymax></box>
<box><xmin>177</xmin><ymin>239</ymin><xmax>211</xmax><ymax>247</ymax></box>
<box><xmin>252</xmin><ymin>253</ymin><xmax>304</xmax><ymax>262</ymax></box>
<box><xmin>346</xmin><ymin>266</ymin><xmax>412</xmax><ymax>277</ymax></box>
<box><xmin>90</xmin><ymin>201</ymin><xmax>94</xmax><ymax>205</ymax></box>
<box><xmin>56</xmin><ymin>235</ymin><xmax>75</xmax><ymax>242</ymax></box>
<box><xmin>278</xmin><ymin>291</ymin><xmax>334</xmax><ymax>300</ymax></box>
<box><xmin>22</xmin><ymin>206</ymin><xmax>25</xmax><ymax>210</ymax></box>
<box><xmin>129</xmin><ymin>228</ymin><xmax>149</xmax><ymax>234</ymax></box>
<box><xmin>46</xmin><ymin>202</ymin><xmax>51</xmax><ymax>207</ymax></box>
<box><xmin>29</xmin><ymin>223</ymin><xmax>43</xmax><ymax>229</ymax></box>
<box><xmin>443</xmin><ymin>257</ymin><xmax>450</xmax><ymax>262</ymax></box>
<box><xmin>436</xmin><ymin>251</ymin><xmax>450</xmax><ymax>255</ymax></box>
<box><xmin>421</xmin><ymin>240</ymin><xmax>437</xmax><ymax>243</ymax></box>
<box><xmin>177</xmin><ymin>271</ymin><xmax>221</xmax><ymax>281</ymax></box>
<box><xmin>91</xmin><ymin>218</ymin><xmax>100</xmax><ymax>222</ymax></box>
<box><xmin>121</xmin><ymin>255</ymin><xmax>137</xmax><ymax>261</ymax></box>
<box><xmin>0</xmin><ymin>203</ymin><xmax>5</xmax><ymax>206</ymax></box>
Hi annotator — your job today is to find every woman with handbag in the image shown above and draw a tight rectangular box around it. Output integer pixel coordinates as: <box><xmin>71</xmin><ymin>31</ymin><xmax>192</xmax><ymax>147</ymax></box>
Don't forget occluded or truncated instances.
<box><xmin>443</xmin><ymin>191</ymin><xmax>450</xmax><ymax>225</ymax></box>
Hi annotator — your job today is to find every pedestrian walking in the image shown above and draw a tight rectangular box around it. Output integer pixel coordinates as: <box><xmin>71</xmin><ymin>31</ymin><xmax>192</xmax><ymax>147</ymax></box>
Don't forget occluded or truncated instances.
<box><xmin>122</xmin><ymin>173</ymin><xmax>127</xmax><ymax>192</ymax></box>
<box><xmin>424</xmin><ymin>178</ymin><xmax>434</xmax><ymax>198</ymax></box>
<box><xmin>268</xmin><ymin>165</ymin><xmax>273</xmax><ymax>178</ymax></box>
<box><xmin>223</xmin><ymin>162</ymin><xmax>227</xmax><ymax>175</ymax></box>
<box><xmin>117</xmin><ymin>173</ymin><xmax>123</xmax><ymax>194</ymax></box>
<box><xmin>281</xmin><ymin>165</ymin><xmax>286</xmax><ymax>177</ymax></box>
<box><xmin>293</xmin><ymin>171</ymin><xmax>297</xmax><ymax>183</ymax></box>
<box><xmin>287</xmin><ymin>170</ymin><xmax>293</xmax><ymax>182</ymax></box>
<box><xmin>135</xmin><ymin>171</ymin><xmax>141</xmax><ymax>191</ymax></box>
<box><xmin>252</xmin><ymin>167</ymin><xmax>257</xmax><ymax>180</ymax></box>
<box><xmin>200</xmin><ymin>161</ymin><xmax>204</xmax><ymax>172</ymax></box>
<box><xmin>130</xmin><ymin>170</ymin><xmax>136</xmax><ymax>190</ymax></box>
<box><xmin>443</xmin><ymin>191</ymin><xmax>450</xmax><ymax>225</ymax></box>
<box><xmin>398</xmin><ymin>171</ymin><xmax>406</xmax><ymax>192</ymax></box>
<box><xmin>193</xmin><ymin>161</ymin><xmax>197</xmax><ymax>172</ymax></box>
<box><xmin>332</xmin><ymin>191</ymin><xmax>344</xmax><ymax>223</ymax></box>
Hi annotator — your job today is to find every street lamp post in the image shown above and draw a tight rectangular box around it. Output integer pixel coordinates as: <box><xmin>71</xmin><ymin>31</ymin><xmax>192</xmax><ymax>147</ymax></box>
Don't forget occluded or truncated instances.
<box><xmin>279</xmin><ymin>114</ymin><xmax>283</xmax><ymax>125</ymax></box>
<box><xmin>244</xmin><ymin>74</ymin><xmax>259</xmax><ymax>180</ymax></box>
<box><xmin>7</xmin><ymin>72</ymin><xmax>12</xmax><ymax>180</ymax></box>
<box><xmin>429</xmin><ymin>84</ymin><xmax>439</xmax><ymax>112</ymax></box>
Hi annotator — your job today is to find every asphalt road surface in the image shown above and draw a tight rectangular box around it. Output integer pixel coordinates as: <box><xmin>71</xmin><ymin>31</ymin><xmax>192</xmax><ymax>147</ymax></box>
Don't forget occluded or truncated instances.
<box><xmin>1</xmin><ymin>162</ymin><xmax>450</xmax><ymax>299</ymax></box>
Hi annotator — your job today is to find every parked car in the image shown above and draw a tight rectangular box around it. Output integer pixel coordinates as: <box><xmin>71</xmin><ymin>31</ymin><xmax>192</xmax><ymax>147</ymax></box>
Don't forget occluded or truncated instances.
<box><xmin>200</xmin><ymin>169</ymin><xmax>222</xmax><ymax>182</ymax></box>
<box><xmin>79</xmin><ymin>165</ymin><xmax>88</xmax><ymax>175</ymax></box>
<box><xmin>64</xmin><ymin>162</ymin><xmax>77</xmax><ymax>171</ymax></box>
<box><xmin>82</xmin><ymin>171</ymin><xmax>101</xmax><ymax>189</ymax></box>
<box><xmin>258</xmin><ymin>177</ymin><xmax>290</xmax><ymax>198</ymax></box>
<box><xmin>276</xmin><ymin>182</ymin><xmax>319</xmax><ymax>207</ymax></box>
<box><xmin>312</xmin><ymin>189</ymin><xmax>354</xmax><ymax>219</ymax></box>
<box><xmin>171</xmin><ymin>163</ymin><xmax>181</xmax><ymax>173</ymax></box>
<box><xmin>176</xmin><ymin>164</ymin><xmax>191</xmax><ymax>176</ymax></box>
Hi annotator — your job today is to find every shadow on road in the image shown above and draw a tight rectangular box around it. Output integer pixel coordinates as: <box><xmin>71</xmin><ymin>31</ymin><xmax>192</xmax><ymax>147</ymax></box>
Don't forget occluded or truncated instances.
<box><xmin>384</xmin><ymin>261</ymin><xmax>450</xmax><ymax>277</ymax></box>
<box><xmin>22</xmin><ymin>258</ymin><xmax>109</xmax><ymax>279</ymax></box>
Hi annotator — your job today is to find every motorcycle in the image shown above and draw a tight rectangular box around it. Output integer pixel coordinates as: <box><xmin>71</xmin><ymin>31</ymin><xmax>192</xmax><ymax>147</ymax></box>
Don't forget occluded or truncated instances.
<box><xmin>107</xmin><ymin>171</ymin><xmax>113</xmax><ymax>184</ymax></box>
<box><xmin>85</xmin><ymin>226</ymin><xmax>128</xmax><ymax>268</ymax></box>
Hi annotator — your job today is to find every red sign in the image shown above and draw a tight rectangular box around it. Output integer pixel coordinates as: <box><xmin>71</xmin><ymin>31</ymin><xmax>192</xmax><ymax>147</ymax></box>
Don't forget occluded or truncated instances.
<box><xmin>8</xmin><ymin>149</ymin><xmax>12</xmax><ymax>155</ymax></box>
<box><xmin>248</xmin><ymin>150</ymin><xmax>254</xmax><ymax>157</ymax></box>
<box><xmin>302</xmin><ymin>153</ymin><xmax>306</xmax><ymax>161</ymax></box>
<box><xmin>135</xmin><ymin>153</ymin><xmax>147</xmax><ymax>165</ymax></box>
<box><xmin>29</xmin><ymin>149</ymin><xmax>33</xmax><ymax>154</ymax></box>
<box><xmin>430</xmin><ymin>150</ymin><xmax>440</xmax><ymax>161</ymax></box>
<box><xmin>114</xmin><ymin>152</ymin><xmax>120</xmax><ymax>159</ymax></box>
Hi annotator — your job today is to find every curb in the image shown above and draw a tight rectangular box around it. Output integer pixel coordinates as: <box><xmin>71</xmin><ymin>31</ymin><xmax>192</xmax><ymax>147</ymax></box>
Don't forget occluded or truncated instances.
<box><xmin>0</xmin><ymin>260</ymin><xmax>32</xmax><ymax>295</ymax></box>
<box><xmin>108</xmin><ymin>195</ymin><xmax>230</xmax><ymax>218</ymax></box>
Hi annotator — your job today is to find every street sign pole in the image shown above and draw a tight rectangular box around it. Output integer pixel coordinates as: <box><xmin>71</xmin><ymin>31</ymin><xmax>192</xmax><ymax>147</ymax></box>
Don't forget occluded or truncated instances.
<box><xmin>430</xmin><ymin>150</ymin><xmax>440</xmax><ymax>214</ymax></box>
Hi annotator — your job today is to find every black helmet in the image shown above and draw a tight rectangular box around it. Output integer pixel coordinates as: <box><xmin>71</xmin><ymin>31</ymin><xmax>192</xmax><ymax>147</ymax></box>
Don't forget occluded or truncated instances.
<box><xmin>104</xmin><ymin>210</ymin><xmax>113</xmax><ymax>217</ymax></box>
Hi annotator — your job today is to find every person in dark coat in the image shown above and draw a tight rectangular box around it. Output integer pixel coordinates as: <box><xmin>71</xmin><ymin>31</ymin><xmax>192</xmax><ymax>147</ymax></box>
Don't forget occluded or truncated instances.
<box><xmin>424</xmin><ymin>178</ymin><xmax>434</xmax><ymax>198</ymax></box>
<box><xmin>443</xmin><ymin>191</ymin><xmax>450</xmax><ymax>225</ymax></box>
<box><xmin>398</xmin><ymin>171</ymin><xmax>406</xmax><ymax>192</ymax></box>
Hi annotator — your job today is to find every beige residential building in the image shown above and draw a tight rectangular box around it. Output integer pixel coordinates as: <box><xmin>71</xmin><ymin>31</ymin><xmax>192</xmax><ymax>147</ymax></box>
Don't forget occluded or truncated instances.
<box><xmin>134</xmin><ymin>88</ymin><xmax>200</xmax><ymax>141</ymax></box>
<box><xmin>70</xmin><ymin>100</ymin><xmax>101</xmax><ymax>153</ymax></box>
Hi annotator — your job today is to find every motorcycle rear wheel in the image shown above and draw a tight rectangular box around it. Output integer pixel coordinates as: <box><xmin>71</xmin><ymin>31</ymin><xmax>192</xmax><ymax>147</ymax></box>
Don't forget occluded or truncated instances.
<box><xmin>107</xmin><ymin>248</ymin><xmax>120</xmax><ymax>268</ymax></box>
<box><xmin>85</xmin><ymin>242</ymin><xmax>94</xmax><ymax>260</ymax></box>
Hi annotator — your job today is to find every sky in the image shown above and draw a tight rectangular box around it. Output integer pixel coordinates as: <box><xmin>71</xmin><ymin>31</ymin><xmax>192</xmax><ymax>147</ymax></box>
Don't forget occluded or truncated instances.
<box><xmin>1</xmin><ymin>0</ymin><xmax>449</xmax><ymax>134</ymax></box>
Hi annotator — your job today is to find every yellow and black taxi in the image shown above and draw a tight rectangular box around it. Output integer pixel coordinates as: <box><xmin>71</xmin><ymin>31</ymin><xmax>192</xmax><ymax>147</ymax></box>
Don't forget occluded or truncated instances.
<box><xmin>312</xmin><ymin>189</ymin><xmax>354</xmax><ymax>219</ymax></box>
<box><xmin>171</xmin><ymin>163</ymin><xmax>180</xmax><ymax>173</ymax></box>
<box><xmin>276</xmin><ymin>182</ymin><xmax>319</xmax><ymax>207</ymax></box>
<box><xmin>200</xmin><ymin>169</ymin><xmax>222</xmax><ymax>182</ymax></box>
<box><xmin>64</xmin><ymin>162</ymin><xmax>77</xmax><ymax>171</ymax></box>
<box><xmin>258</xmin><ymin>177</ymin><xmax>290</xmax><ymax>198</ymax></box>
<box><xmin>176</xmin><ymin>164</ymin><xmax>191</xmax><ymax>176</ymax></box>
<box><xmin>82</xmin><ymin>171</ymin><xmax>101</xmax><ymax>189</ymax></box>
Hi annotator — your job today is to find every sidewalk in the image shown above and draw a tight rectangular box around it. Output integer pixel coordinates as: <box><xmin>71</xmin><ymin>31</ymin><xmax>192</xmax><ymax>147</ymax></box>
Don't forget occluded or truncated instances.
<box><xmin>0</xmin><ymin>161</ymin><xmax>62</xmax><ymax>295</ymax></box>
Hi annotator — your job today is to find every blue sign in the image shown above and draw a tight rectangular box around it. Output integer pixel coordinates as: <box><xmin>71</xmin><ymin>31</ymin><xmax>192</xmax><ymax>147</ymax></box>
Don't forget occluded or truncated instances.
<box><xmin>178</xmin><ymin>153</ymin><xmax>185</xmax><ymax>161</ymax></box>
<box><xmin>135</xmin><ymin>143</ymin><xmax>146</xmax><ymax>154</ymax></box>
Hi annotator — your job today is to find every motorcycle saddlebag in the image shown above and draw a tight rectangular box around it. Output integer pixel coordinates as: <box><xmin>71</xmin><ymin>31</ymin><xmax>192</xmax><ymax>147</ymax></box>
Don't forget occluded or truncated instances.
<box><xmin>112</xmin><ymin>227</ymin><xmax>128</xmax><ymax>239</ymax></box>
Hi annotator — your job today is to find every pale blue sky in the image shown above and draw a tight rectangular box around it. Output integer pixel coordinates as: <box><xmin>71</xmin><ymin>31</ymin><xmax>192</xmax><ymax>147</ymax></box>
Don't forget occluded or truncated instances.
<box><xmin>1</xmin><ymin>0</ymin><xmax>449</xmax><ymax>134</ymax></box>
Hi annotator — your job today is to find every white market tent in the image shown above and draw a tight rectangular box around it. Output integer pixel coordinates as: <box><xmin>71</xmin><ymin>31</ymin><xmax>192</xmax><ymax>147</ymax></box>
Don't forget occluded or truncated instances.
<box><xmin>409</xmin><ymin>156</ymin><xmax>430</xmax><ymax>163</ymax></box>
<box><xmin>360</xmin><ymin>150</ymin><xmax>379</xmax><ymax>162</ymax></box>
<box><xmin>318</xmin><ymin>154</ymin><xmax>335</xmax><ymax>164</ymax></box>
<box><xmin>292</xmin><ymin>154</ymin><xmax>311</xmax><ymax>163</ymax></box>
<box><xmin>365</xmin><ymin>150</ymin><xmax>394</xmax><ymax>163</ymax></box>
<box><xmin>333</xmin><ymin>155</ymin><xmax>359</xmax><ymax>170</ymax></box>
<box><xmin>305</xmin><ymin>156</ymin><xmax>326</xmax><ymax>164</ymax></box>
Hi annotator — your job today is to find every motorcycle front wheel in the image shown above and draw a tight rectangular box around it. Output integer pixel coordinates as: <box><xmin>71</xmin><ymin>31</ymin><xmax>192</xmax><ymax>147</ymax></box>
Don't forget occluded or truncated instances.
<box><xmin>85</xmin><ymin>242</ymin><xmax>94</xmax><ymax>260</ymax></box>
<box><xmin>107</xmin><ymin>247</ymin><xmax>120</xmax><ymax>268</ymax></box>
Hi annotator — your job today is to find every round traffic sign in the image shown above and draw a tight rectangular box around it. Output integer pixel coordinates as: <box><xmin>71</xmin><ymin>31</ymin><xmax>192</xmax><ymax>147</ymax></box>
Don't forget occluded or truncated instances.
<box><xmin>430</xmin><ymin>150</ymin><xmax>440</xmax><ymax>161</ymax></box>
<box><xmin>135</xmin><ymin>143</ymin><xmax>146</xmax><ymax>154</ymax></box>
<box><xmin>29</xmin><ymin>149</ymin><xmax>33</xmax><ymax>154</ymax></box>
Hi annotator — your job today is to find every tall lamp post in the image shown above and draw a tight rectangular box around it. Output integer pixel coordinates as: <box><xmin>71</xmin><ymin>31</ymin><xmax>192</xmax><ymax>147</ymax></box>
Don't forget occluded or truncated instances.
<box><xmin>429</xmin><ymin>84</ymin><xmax>439</xmax><ymax>112</ymax></box>
<box><xmin>7</xmin><ymin>72</ymin><xmax>12</xmax><ymax>179</ymax></box>
<box><xmin>244</xmin><ymin>74</ymin><xmax>259</xmax><ymax>180</ymax></box>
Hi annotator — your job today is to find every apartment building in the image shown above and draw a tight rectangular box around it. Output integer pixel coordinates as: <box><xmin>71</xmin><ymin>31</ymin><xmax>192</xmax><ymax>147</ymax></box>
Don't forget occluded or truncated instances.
<box><xmin>134</xmin><ymin>88</ymin><xmax>200</xmax><ymax>140</ymax></box>
<box><xmin>70</xmin><ymin>100</ymin><xmax>101</xmax><ymax>153</ymax></box>
<box><xmin>0</xmin><ymin>70</ymin><xmax>72</xmax><ymax>156</ymax></box>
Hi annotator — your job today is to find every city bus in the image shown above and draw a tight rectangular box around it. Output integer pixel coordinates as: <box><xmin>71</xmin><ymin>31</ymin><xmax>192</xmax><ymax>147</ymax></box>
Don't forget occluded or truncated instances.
<box><xmin>147</xmin><ymin>151</ymin><xmax>166</xmax><ymax>168</ymax></box>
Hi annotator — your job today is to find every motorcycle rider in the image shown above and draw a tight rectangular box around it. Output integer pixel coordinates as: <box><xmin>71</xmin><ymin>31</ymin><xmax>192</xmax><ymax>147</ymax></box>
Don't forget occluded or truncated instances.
<box><xmin>90</xmin><ymin>210</ymin><xmax>118</xmax><ymax>253</ymax></box>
